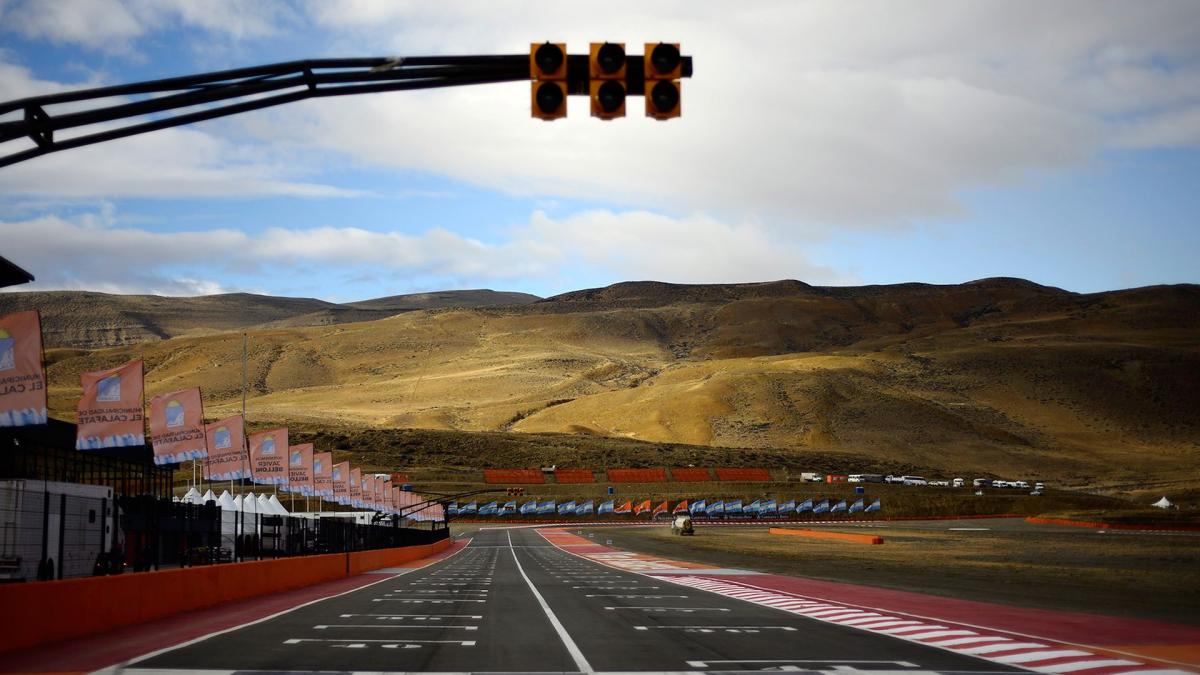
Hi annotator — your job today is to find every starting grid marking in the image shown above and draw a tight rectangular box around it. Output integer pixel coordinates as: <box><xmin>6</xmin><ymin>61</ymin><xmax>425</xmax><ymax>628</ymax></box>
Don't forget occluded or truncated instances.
<box><xmin>653</xmin><ymin>575</ymin><xmax>1193</xmax><ymax>675</ymax></box>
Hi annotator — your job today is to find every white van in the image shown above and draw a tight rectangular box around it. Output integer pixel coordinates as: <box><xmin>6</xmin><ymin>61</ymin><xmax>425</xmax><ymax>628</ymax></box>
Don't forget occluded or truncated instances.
<box><xmin>848</xmin><ymin>474</ymin><xmax>864</xmax><ymax>483</ymax></box>
<box><xmin>901</xmin><ymin>476</ymin><xmax>927</xmax><ymax>486</ymax></box>
<box><xmin>952</xmin><ymin>478</ymin><xmax>965</xmax><ymax>488</ymax></box>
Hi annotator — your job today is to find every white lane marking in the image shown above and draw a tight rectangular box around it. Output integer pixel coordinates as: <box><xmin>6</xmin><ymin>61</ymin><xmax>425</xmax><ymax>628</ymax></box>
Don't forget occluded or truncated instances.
<box><xmin>282</xmin><ymin>638</ymin><xmax>476</xmax><ymax>646</ymax></box>
<box><xmin>948</xmin><ymin>527</ymin><xmax>991</xmax><ymax>531</ymax></box>
<box><xmin>602</xmin><ymin>606</ymin><xmax>730</xmax><ymax>612</ymax></box>
<box><xmin>102</xmin><ymin>538</ymin><xmax>472</xmax><ymax>674</ymax></box>
<box><xmin>338</xmin><ymin>614</ymin><xmax>482</xmax><ymax>618</ymax></box>
<box><xmin>584</xmin><ymin>594</ymin><xmax>689</xmax><ymax>598</ymax></box>
<box><xmin>314</xmin><ymin>624</ymin><xmax>478</xmax><ymax>630</ymax></box>
<box><xmin>373</xmin><ymin>598</ymin><xmax>486</xmax><ymax>603</ymax></box>
<box><xmin>992</xmin><ymin>649</ymin><xmax>1093</xmax><ymax>664</ymax></box>
<box><xmin>506</xmin><ymin>530</ymin><xmax>593</xmax><ymax>674</ymax></box>
<box><xmin>958</xmin><ymin>641</ymin><xmax>1049</xmax><ymax>654</ymax></box>
<box><xmin>634</xmin><ymin>625</ymin><xmax>799</xmax><ymax>632</ymax></box>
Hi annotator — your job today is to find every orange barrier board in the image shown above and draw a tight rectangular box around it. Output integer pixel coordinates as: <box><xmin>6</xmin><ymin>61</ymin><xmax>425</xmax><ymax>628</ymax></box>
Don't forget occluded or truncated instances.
<box><xmin>607</xmin><ymin>468</ymin><xmax>667</xmax><ymax>483</ymax></box>
<box><xmin>554</xmin><ymin>468</ymin><xmax>596</xmax><ymax>483</ymax></box>
<box><xmin>1025</xmin><ymin>516</ymin><xmax>1200</xmax><ymax>532</ymax></box>
<box><xmin>770</xmin><ymin>527</ymin><xmax>884</xmax><ymax>545</ymax></box>
<box><xmin>0</xmin><ymin>539</ymin><xmax>450</xmax><ymax>655</ymax></box>
<box><xmin>716</xmin><ymin>467</ymin><xmax>773</xmax><ymax>481</ymax></box>
<box><xmin>671</xmin><ymin>467</ymin><xmax>712</xmax><ymax>482</ymax></box>
<box><xmin>483</xmin><ymin>468</ymin><xmax>545</xmax><ymax>484</ymax></box>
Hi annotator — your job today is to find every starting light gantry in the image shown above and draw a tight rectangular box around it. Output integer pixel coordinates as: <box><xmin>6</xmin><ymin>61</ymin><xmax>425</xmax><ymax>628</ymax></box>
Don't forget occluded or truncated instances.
<box><xmin>0</xmin><ymin>42</ymin><xmax>692</xmax><ymax>168</ymax></box>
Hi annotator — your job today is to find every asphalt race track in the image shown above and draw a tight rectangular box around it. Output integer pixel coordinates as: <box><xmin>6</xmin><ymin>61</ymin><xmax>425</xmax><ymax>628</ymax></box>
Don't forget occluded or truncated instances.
<box><xmin>118</xmin><ymin>527</ymin><xmax>1026</xmax><ymax>674</ymax></box>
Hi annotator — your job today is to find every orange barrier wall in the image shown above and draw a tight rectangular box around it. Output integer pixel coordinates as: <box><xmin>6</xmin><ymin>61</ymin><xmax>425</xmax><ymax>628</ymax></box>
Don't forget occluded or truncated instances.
<box><xmin>769</xmin><ymin>527</ymin><xmax>884</xmax><ymax>544</ymax></box>
<box><xmin>1025</xmin><ymin>516</ymin><xmax>1200</xmax><ymax>532</ymax></box>
<box><xmin>554</xmin><ymin>468</ymin><xmax>596</xmax><ymax>484</ymax></box>
<box><xmin>346</xmin><ymin>540</ymin><xmax>449</xmax><ymax>575</ymax></box>
<box><xmin>0</xmin><ymin>538</ymin><xmax>450</xmax><ymax>655</ymax></box>
<box><xmin>607</xmin><ymin>468</ymin><xmax>668</xmax><ymax>483</ymax></box>
<box><xmin>483</xmin><ymin>468</ymin><xmax>545</xmax><ymax>484</ymax></box>
<box><xmin>716</xmin><ymin>467</ymin><xmax>773</xmax><ymax>481</ymax></box>
<box><xmin>671</xmin><ymin>468</ymin><xmax>712</xmax><ymax>482</ymax></box>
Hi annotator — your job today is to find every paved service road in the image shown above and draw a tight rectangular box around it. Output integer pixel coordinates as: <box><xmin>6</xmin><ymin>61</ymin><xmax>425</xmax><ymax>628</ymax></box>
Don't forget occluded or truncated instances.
<box><xmin>127</xmin><ymin>527</ymin><xmax>1021</xmax><ymax>673</ymax></box>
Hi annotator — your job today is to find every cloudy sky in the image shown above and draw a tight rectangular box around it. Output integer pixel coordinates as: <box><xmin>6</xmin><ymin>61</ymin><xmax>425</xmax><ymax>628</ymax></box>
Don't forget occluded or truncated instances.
<box><xmin>1</xmin><ymin>0</ymin><xmax>1197</xmax><ymax>301</ymax></box>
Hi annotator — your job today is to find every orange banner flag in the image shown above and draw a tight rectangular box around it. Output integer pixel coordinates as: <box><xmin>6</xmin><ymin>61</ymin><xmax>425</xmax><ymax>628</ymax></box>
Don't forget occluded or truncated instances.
<box><xmin>314</xmin><ymin>452</ymin><xmax>333</xmax><ymax>498</ymax></box>
<box><xmin>248</xmin><ymin>427</ymin><xmax>288</xmax><ymax>485</ymax></box>
<box><xmin>77</xmin><ymin>359</ymin><xmax>144</xmax><ymax>450</ymax></box>
<box><xmin>0</xmin><ymin>310</ymin><xmax>47</xmax><ymax>427</ymax></box>
<box><xmin>287</xmin><ymin>443</ymin><xmax>314</xmax><ymax>495</ymax></box>
<box><xmin>204</xmin><ymin>415</ymin><xmax>247</xmax><ymax>480</ymax></box>
<box><xmin>148</xmin><ymin>387</ymin><xmax>207</xmax><ymax>465</ymax></box>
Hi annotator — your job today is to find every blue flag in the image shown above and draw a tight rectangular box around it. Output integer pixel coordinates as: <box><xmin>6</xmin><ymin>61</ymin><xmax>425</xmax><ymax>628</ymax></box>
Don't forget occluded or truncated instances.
<box><xmin>479</xmin><ymin>501</ymin><xmax>498</xmax><ymax>515</ymax></box>
<box><xmin>447</xmin><ymin>501</ymin><xmax>459</xmax><ymax>516</ymax></box>
<box><xmin>760</xmin><ymin>499</ymin><xmax>778</xmax><ymax>515</ymax></box>
<box><xmin>689</xmin><ymin>499</ymin><xmax>706</xmax><ymax>515</ymax></box>
<box><xmin>746</xmin><ymin>500</ymin><xmax>761</xmax><ymax>515</ymax></box>
<box><xmin>778</xmin><ymin>499</ymin><xmax>796</xmax><ymax>514</ymax></box>
<box><xmin>501</xmin><ymin>500</ymin><xmax>517</xmax><ymax>516</ymax></box>
<box><xmin>813</xmin><ymin>499</ymin><xmax>830</xmax><ymax>514</ymax></box>
<box><xmin>576</xmin><ymin>500</ymin><xmax>594</xmax><ymax>516</ymax></box>
<box><xmin>537</xmin><ymin>500</ymin><xmax>556</xmax><ymax>515</ymax></box>
<box><xmin>519</xmin><ymin>500</ymin><xmax>537</xmax><ymax>515</ymax></box>
<box><xmin>865</xmin><ymin>498</ymin><xmax>881</xmax><ymax>513</ymax></box>
<box><xmin>726</xmin><ymin>500</ymin><xmax>743</xmax><ymax>514</ymax></box>
<box><xmin>797</xmin><ymin>499</ymin><xmax>813</xmax><ymax>513</ymax></box>
<box><xmin>461</xmin><ymin>501</ymin><xmax>478</xmax><ymax>514</ymax></box>
<box><xmin>706</xmin><ymin>500</ymin><xmax>724</xmax><ymax>516</ymax></box>
<box><xmin>558</xmin><ymin>500</ymin><xmax>577</xmax><ymax>516</ymax></box>
<box><xmin>849</xmin><ymin>498</ymin><xmax>864</xmax><ymax>513</ymax></box>
<box><xmin>598</xmin><ymin>499</ymin><xmax>615</xmax><ymax>515</ymax></box>
<box><xmin>831</xmin><ymin>500</ymin><xmax>847</xmax><ymax>513</ymax></box>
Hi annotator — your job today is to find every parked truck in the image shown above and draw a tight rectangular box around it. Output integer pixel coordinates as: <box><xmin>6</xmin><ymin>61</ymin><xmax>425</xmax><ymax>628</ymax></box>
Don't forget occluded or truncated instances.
<box><xmin>0</xmin><ymin>480</ymin><xmax>118</xmax><ymax>581</ymax></box>
<box><xmin>799</xmin><ymin>472</ymin><xmax>824</xmax><ymax>483</ymax></box>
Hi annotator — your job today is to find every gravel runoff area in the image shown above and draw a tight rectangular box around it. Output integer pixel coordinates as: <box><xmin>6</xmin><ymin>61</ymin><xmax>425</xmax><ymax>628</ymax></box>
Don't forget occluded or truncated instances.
<box><xmin>567</xmin><ymin>517</ymin><xmax>1200</xmax><ymax>626</ymax></box>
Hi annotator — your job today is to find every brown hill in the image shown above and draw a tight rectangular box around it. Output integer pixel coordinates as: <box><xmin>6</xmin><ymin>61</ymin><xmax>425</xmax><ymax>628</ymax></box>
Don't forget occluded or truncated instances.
<box><xmin>30</xmin><ymin>279</ymin><xmax>1200</xmax><ymax>492</ymax></box>
<box><xmin>0</xmin><ymin>289</ymin><xmax>540</xmax><ymax>348</ymax></box>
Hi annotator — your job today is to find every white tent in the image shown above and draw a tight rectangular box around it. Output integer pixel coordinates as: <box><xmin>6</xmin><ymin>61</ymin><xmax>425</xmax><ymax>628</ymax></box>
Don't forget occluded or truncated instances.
<box><xmin>232</xmin><ymin>494</ymin><xmax>244</xmax><ymax>511</ymax></box>
<box><xmin>268</xmin><ymin>494</ymin><xmax>289</xmax><ymax>515</ymax></box>
<box><xmin>182</xmin><ymin>487</ymin><xmax>202</xmax><ymax>504</ymax></box>
<box><xmin>1152</xmin><ymin>496</ymin><xmax>1173</xmax><ymax>509</ymax></box>
<box><xmin>201</xmin><ymin>489</ymin><xmax>217</xmax><ymax>504</ymax></box>
<box><xmin>217</xmin><ymin>491</ymin><xmax>237</xmax><ymax>511</ymax></box>
<box><xmin>242</xmin><ymin>492</ymin><xmax>258</xmax><ymax>513</ymax></box>
<box><xmin>256</xmin><ymin>493</ymin><xmax>272</xmax><ymax>514</ymax></box>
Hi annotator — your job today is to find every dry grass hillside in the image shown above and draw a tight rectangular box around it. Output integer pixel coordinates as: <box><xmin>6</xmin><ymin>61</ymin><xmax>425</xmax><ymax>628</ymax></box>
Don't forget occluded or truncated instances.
<box><xmin>29</xmin><ymin>278</ymin><xmax>1200</xmax><ymax>493</ymax></box>
<box><xmin>0</xmin><ymin>289</ymin><xmax>539</xmax><ymax>348</ymax></box>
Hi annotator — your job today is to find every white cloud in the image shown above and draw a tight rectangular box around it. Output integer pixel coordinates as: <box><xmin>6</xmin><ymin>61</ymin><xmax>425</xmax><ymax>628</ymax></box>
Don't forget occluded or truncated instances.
<box><xmin>0</xmin><ymin>206</ymin><xmax>836</xmax><ymax>297</ymax></box>
<box><xmin>0</xmin><ymin>0</ymin><xmax>291</xmax><ymax>52</ymax></box>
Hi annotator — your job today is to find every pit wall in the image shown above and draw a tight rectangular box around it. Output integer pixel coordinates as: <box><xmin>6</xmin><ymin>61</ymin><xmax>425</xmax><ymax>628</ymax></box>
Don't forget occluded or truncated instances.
<box><xmin>0</xmin><ymin>539</ymin><xmax>450</xmax><ymax>655</ymax></box>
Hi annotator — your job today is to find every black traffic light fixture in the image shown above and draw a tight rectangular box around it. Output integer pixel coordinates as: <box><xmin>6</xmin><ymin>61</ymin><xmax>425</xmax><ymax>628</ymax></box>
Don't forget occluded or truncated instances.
<box><xmin>644</xmin><ymin>42</ymin><xmax>681</xmax><ymax>120</ymax></box>
<box><xmin>589</xmin><ymin>42</ymin><xmax>626</xmax><ymax>120</ymax></box>
<box><xmin>530</xmin><ymin>42</ymin><xmax>567</xmax><ymax>120</ymax></box>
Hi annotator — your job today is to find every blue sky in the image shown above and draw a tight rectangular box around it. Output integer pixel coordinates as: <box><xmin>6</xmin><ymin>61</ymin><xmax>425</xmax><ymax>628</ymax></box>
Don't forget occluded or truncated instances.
<box><xmin>1</xmin><ymin>1</ymin><xmax>1197</xmax><ymax>302</ymax></box>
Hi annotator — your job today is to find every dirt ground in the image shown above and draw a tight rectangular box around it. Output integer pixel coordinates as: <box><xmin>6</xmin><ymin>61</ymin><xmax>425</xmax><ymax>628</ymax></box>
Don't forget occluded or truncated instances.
<box><xmin>573</xmin><ymin>519</ymin><xmax>1200</xmax><ymax>625</ymax></box>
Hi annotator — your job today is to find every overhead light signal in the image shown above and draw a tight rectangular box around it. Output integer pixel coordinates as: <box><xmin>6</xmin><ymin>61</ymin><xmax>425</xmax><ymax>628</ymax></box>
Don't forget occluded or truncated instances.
<box><xmin>644</xmin><ymin>42</ymin><xmax>681</xmax><ymax>120</ymax></box>
<box><xmin>589</xmin><ymin>42</ymin><xmax>626</xmax><ymax>120</ymax></box>
<box><xmin>530</xmin><ymin>42</ymin><xmax>567</xmax><ymax>120</ymax></box>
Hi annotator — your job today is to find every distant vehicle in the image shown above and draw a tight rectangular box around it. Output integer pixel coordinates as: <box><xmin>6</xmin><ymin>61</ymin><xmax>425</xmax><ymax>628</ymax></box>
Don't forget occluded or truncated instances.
<box><xmin>973</xmin><ymin>478</ymin><xmax>991</xmax><ymax>488</ymax></box>
<box><xmin>901</xmin><ymin>475</ymin><xmax>927</xmax><ymax>486</ymax></box>
<box><xmin>993</xmin><ymin>480</ymin><xmax>1010</xmax><ymax>488</ymax></box>
<box><xmin>1030</xmin><ymin>490</ymin><xmax>1044</xmax><ymax>496</ymax></box>
<box><xmin>952</xmin><ymin>478</ymin><xmax>965</xmax><ymax>488</ymax></box>
<box><xmin>799</xmin><ymin>472</ymin><xmax>824</xmax><ymax>483</ymax></box>
<box><xmin>670</xmin><ymin>514</ymin><xmax>694</xmax><ymax>535</ymax></box>
<box><xmin>929</xmin><ymin>479</ymin><xmax>950</xmax><ymax>487</ymax></box>
<box><xmin>1013</xmin><ymin>480</ymin><xmax>1030</xmax><ymax>490</ymax></box>
<box><xmin>1034</xmin><ymin>482</ymin><xmax>1045</xmax><ymax>491</ymax></box>
<box><xmin>861</xmin><ymin>474</ymin><xmax>885</xmax><ymax>483</ymax></box>
<box><xmin>848</xmin><ymin>474</ymin><xmax>864</xmax><ymax>483</ymax></box>
<box><xmin>826</xmin><ymin>474</ymin><xmax>849</xmax><ymax>483</ymax></box>
<box><xmin>885</xmin><ymin>475</ymin><xmax>905</xmax><ymax>484</ymax></box>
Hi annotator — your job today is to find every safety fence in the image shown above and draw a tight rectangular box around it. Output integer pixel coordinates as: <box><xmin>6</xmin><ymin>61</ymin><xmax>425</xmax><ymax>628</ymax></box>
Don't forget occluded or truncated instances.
<box><xmin>553</xmin><ymin>468</ymin><xmax>595</xmax><ymax>483</ymax></box>
<box><xmin>0</xmin><ymin>483</ymin><xmax>447</xmax><ymax>583</ymax></box>
<box><xmin>482</xmin><ymin>469</ymin><xmax>545</xmax><ymax>484</ymax></box>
